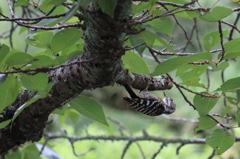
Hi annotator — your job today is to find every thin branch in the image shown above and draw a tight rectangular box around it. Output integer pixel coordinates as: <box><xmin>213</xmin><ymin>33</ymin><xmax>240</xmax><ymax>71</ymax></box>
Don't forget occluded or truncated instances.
<box><xmin>176</xmin><ymin>143</ymin><xmax>185</xmax><ymax>155</ymax></box>
<box><xmin>208</xmin><ymin>113</ymin><xmax>232</xmax><ymax>121</ymax></box>
<box><xmin>125</xmin><ymin>42</ymin><xmax>146</xmax><ymax>51</ymax></box>
<box><xmin>194</xmin><ymin>18</ymin><xmax>203</xmax><ymax>52</ymax></box>
<box><xmin>0</xmin><ymin>13</ymin><xmax>67</xmax><ymax>22</ymax></box>
<box><xmin>168</xmin><ymin>76</ymin><xmax>220</xmax><ymax>98</ymax></box>
<box><xmin>13</xmin><ymin>22</ymin><xmax>84</xmax><ymax>30</ymax></box>
<box><xmin>121</xmin><ymin>141</ymin><xmax>133</xmax><ymax>159</ymax></box>
<box><xmin>0</xmin><ymin>57</ymin><xmax>97</xmax><ymax>75</ymax></box>
<box><xmin>156</xmin><ymin>1</ymin><xmax>197</xmax><ymax>9</ymax></box>
<box><xmin>7</xmin><ymin>0</ymin><xmax>16</xmax><ymax>18</ymax></box>
<box><xmin>151</xmin><ymin>143</ymin><xmax>166</xmax><ymax>159</ymax></box>
<box><xmin>172</xmin><ymin>81</ymin><xmax>196</xmax><ymax>109</ymax></box>
<box><xmin>161</xmin><ymin>115</ymin><xmax>198</xmax><ymax>123</ymax></box>
<box><xmin>228</xmin><ymin>12</ymin><xmax>240</xmax><ymax>40</ymax></box>
<box><xmin>131</xmin><ymin>1</ymin><xmax>207</xmax><ymax>26</ymax></box>
<box><xmin>217</xmin><ymin>21</ymin><xmax>225</xmax><ymax>63</ymax></box>
<box><xmin>221</xmin><ymin>20</ymin><xmax>240</xmax><ymax>34</ymax></box>
<box><xmin>149</xmin><ymin>48</ymin><xmax>220</xmax><ymax>56</ymax></box>
<box><xmin>108</xmin><ymin>117</ymin><xmax>146</xmax><ymax>159</ymax></box>
<box><xmin>159</xmin><ymin>3</ymin><xmax>191</xmax><ymax>43</ymax></box>
<box><xmin>206</xmin><ymin>69</ymin><xmax>210</xmax><ymax>92</ymax></box>
<box><xmin>206</xmin><ymin>114</ymin><xmax>231</xmax><ymax>130</ymax></box>
<box><xmin>45</xmin><ymin>133</ymin><xmax>207</xmax><ymax>144</ymax></box>
<box><xmin>221</xmin><ymin>69</ymin><xmax>227</xmax><ymax>107</ymax></box>
<box><xmin>207</xmin><ymin>150</ymin><xmax>215</xmax><ymax>159</ymax></box>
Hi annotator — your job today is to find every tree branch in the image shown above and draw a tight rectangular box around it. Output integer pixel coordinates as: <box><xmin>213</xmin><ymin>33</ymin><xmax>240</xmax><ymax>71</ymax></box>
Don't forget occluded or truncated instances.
<box><xmin>0</xmin><ymin>0</ymin><xmax>134</xmax><ymax>154</ymax></box>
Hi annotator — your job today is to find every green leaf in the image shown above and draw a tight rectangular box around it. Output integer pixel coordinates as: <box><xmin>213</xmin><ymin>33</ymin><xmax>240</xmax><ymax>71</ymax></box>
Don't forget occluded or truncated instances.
<box><xmin>185</xmin><ymin>10</ymin><xmax>201</xmax><ymax>18</ymax></box>
<box><xmin>224</xmin><ymin>38</ymin><xmax>240</xmax><ymax>59</ymax></box>
<box><xmin>180</xmin><ymin>78</ymin><xmax>205</xmax><ymax>88</ymax></box>
<box><xmin>195</xmin><ymin>116</ymin><xmax>217</xmax><ymax>131</ymax></box>
<box><xmin>213</xmin><ymin>62</ymin><xmax>229</xmax><ymax>71</ymax></box>
<box><xmin>0</xmin><ymin>44</ymin><xmax>10</xmax><ymax>63</ymax></box>
<box><xmin>152</xmin><ymin>57</ymin><xmax>190</xmax><ymax>76</ymax></box>
<box><xmin>215</xmin><ymin>76</ymin><xmax>240</xmax><ymax>92</ymax></box>
<box><xmin>235</xmin><ymin>107</ymin><xmax>240</xmax><ymax>126</ymax></box>
<box><xmin>52</xmin><ymin>104</ymin><xmax>67</xmax><ymax>115</ymax></box>
<box><xmin>51</xmin><ymin>28</ymin><xmax>82</xmax><ymax>53</ymax></box>
<box><xmin>29</xmin><ymin>55</ymin><xmax>58</xmax><ymax>68</ymax></box>
<box><xmin>147</xmin><ymin>17</ymin><xmax>174</xmax><ymax>36</ymax></box>
<box><xmin>122</xmin><ymin>51</ymin><xmax>150</xmax><ymax>74</ymax></box>
<box><xmin>43</xmin><ymin>0</ymin><xmax>66</xmax><ymax>7</ymax></box>
<box><xmin>80</xmin><ymin>0</ymin><xmax>97</xmax><ymax>10</ymax></box>
<box><xmin>0</xmin><ymin>75</ymin><xmax>18</xmax><ymax>113</ymax></box>
<box><xmin>132</xmin><ymin>1</ymin><xmax>151</xmax><ymax>14</ymax></box>
<box><xmin>0</xmin><ymin>119</ymin><xmax>11</xmax><ymax>129</ymax></box>
<box><xmin>193</xmin><ymin>93</ymin><xmax>218</xmax><ymax>115</ymax></box>
<box><xmin>5</xmin><ymin>52</ymin><xmax>33</xmax><ymax>67</ymax></box>
<box><xmin>154</xmin><ymin>36</ymin><xmax>176</xmax><ymax>53</ymax></box>
<box><xmin>203</xmin><ymin>30</ymin><xmax>228</xmax><ymax>51</ymax></box>
<box><xmin>20</xmin><ymin>73</ymin><xmax>49</xmax><ymax>92</ymax></box>
<box><xmin>69</xmin><ymin>95</ymin><xmax>109</xmax><ymax>126</ymax></box>
<box><xmin>152</xmin><ymin>52</ymin><xmax>211</xmax><ymax>76</ymax></box>
<box><xmin>15</xmin><ymin>0</ymin><xmax>28</xmax><ymax>7</ymax></box>
<box><xmin>221</xmin><ymin>106</ymin><xmax>232</xmax><ymax>117</ymax></box>
<box><xmin>22</xmin><ymin>144</ymin><xmax>42</xmax><ymax>159</ymax></box>
<box><xmin>97</xmin><ymin>0</ymin><xmax>117</xmax><ymax>17</ymax></box>
<box><xmin>129</xmin><ymin>35</ymin><xmax>146</xmax><ymax>55</ymax></box>
<box><xmin>11</xmin><ymin>94</ymin><xmax>47</xmax><ymax>124</ymax></box>
<box><xmin>200</xmin><ymin>6</ymin><xmax>233</xmax><ymax>22</ymax></box>
<box><xmin>138</xmin><ymin>30</ymin><xmax>156</xmax><ymax>47</ymax></box>
<box><xmin>226</xmin><ymin>96</ymin><xmax>238</xmax><ymax>105</ymax></box>
<box><xmin>61</xmin><ymin>1</ymin><xmax>81</xmax><ymax>24</ymax></box>
<box><xmin>237</xmin><ymin>89</ymin><xmax>240</xmax><ymax>102</ymax></box>
<box><xmin>206</xmin><ymin>129</ymin><xmax>235</xmax><ymax>155</ymax></box>
<box><xmin>178</xmin><ymin>65</ymin><xmax>208</xmax><ymax>82</ymax></box>
<box><xmin>36</xmin><ymin>17</ymin><xmax>63</xmax><ymax>27</ymax></box>
<box><xmin>176</xmin><ymin>64</ymin><xmax>194</xmax><ymax>76</ymax></box>
<box><xmin>26</xmin><ymin>31</ymin><xmax>54</xmax><ymax>50</ymax></box>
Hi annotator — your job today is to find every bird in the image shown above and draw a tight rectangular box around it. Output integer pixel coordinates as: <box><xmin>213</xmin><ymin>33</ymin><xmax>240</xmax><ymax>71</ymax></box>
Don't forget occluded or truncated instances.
<box><xmin>123</xmin><ymin>85</ymin><xmax>176</xmax><ymax>116</ymax></box>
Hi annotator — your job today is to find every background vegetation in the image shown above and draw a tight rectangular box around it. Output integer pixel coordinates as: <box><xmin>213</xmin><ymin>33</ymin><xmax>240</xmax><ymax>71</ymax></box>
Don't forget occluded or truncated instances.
<box><xmin>1</xmin><ymin>0</ymin><xmax>240</xmax><ymax>159</ymax></box>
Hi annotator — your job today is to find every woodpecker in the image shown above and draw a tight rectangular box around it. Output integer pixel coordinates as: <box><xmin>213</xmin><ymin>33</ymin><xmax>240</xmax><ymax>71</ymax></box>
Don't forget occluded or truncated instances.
<box><xmin>123</xmin><ymin>85</ymin><xmax>176</xmax><ymax>116</ymax></box>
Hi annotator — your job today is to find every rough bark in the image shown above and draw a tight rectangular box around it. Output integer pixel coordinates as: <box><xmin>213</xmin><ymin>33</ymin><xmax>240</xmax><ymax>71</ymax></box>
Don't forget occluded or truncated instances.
<box><xmin>0</xmin><ymin>0</ymin><xmax>172</xmax><ymax>154</ymax></box>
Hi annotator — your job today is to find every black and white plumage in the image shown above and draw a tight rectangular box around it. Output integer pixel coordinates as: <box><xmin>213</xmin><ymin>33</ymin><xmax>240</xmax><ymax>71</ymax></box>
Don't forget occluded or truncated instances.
<box><xmin>123</xmin><ymin>85</ymin><xmax>176</xmax><ymax>116</ymax></box>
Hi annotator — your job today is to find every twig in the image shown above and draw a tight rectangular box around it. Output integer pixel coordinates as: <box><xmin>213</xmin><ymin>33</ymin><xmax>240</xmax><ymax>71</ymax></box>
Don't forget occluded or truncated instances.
<box><xmin>0</xmin><ymin>56</ymin><xmax>97</xmax><ymax>75</ymax></box>
<box><xmin>206</xmin><ymin>114</ymin><xmax>231</xmax><ymax>130</ymax></box>
<box><xmin>194</xmin><ymin>18</ymin><xmax>203</xmax><ymax>52</ymax></box>
<box><xmin>121</xmin><ymin>141</ymin><xmax>133</xmax><ymax>159</ymax></box>
<box><xmin>221</xmin><ymin>20</ymin><xmax>240</xmax><ymax>34</ymax></box>
<box><xmin>14</xmin><ymin>22</ymin><xmax>84</xmax><ymax>30</ymax></box>
<box><xmin>228</xmin><ymin>12</ymin><xmax>240</xmax><ymax>41</ymax></box>
<box><xmin>161</xmin><ymin>115</ymin><xmax>198</xmax><ymax>123</ymax></box>
<box><xmin>151</xmin><ymin>143</ymin><xmax>166</xmax><ymax>159</ymax></box>
<box><xmin>108</xmin><ymin>117</ymin><xmax>146</xmax><ymax>159</ymax></box>
<box><xmin>159</xmin><ymin>3</ymin><xmax>191</xmax><ymax>43</ymax></box>
<box><xmin>208</xmin><ymin>113</ymin><xmax>232</xmax><ymax>120</ymax></box>
<box><xmin>217</xmin><ymin>21</ymin><xmax>225</xmax><ymax>63</ymax></box>
<box><xmin>206</xmin><ymin>69</ymin><xmax>210</xmax><ymax>92</ymax></box>
<box><xmin>0</xmin><ymin>13</ymin><xmax>67</xmax><ymax>22</ymax></box>
<box><xmin>156</xmin><ymin>1</ymin><xmax>197</xmax><ymax>9</ymax></box>
<box><xmin>169</xmin><ymin>76</ymin><xmax>220</xmax><ymax>98</ymax></box>
<box><xmin>176</xmin><ymin>143</ymin><xmax>185</xmax><ymax>155</ymax></box>
<box><xmin>125</xmin><ymin>42</ymin><xmax>146</xmax><ymax>51</ymax></box>
<box><xmin>45</xmin><ymin>133</ymin><xmax>207</xmax><ymax>144</ymax></box>
<box><xmin>207</xmin><ymin>150</ymin><xmax>215</xmax><ymax>159</ymax></box>
<box><xmin>172</xmin><ymin>80</ymin><xmax>196</xmax><ymax>109</ymax></box>
<box><xmin>182</xmin><ymin>19</ymin><xmax>196</xmax><ymax>52</ymax></box>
